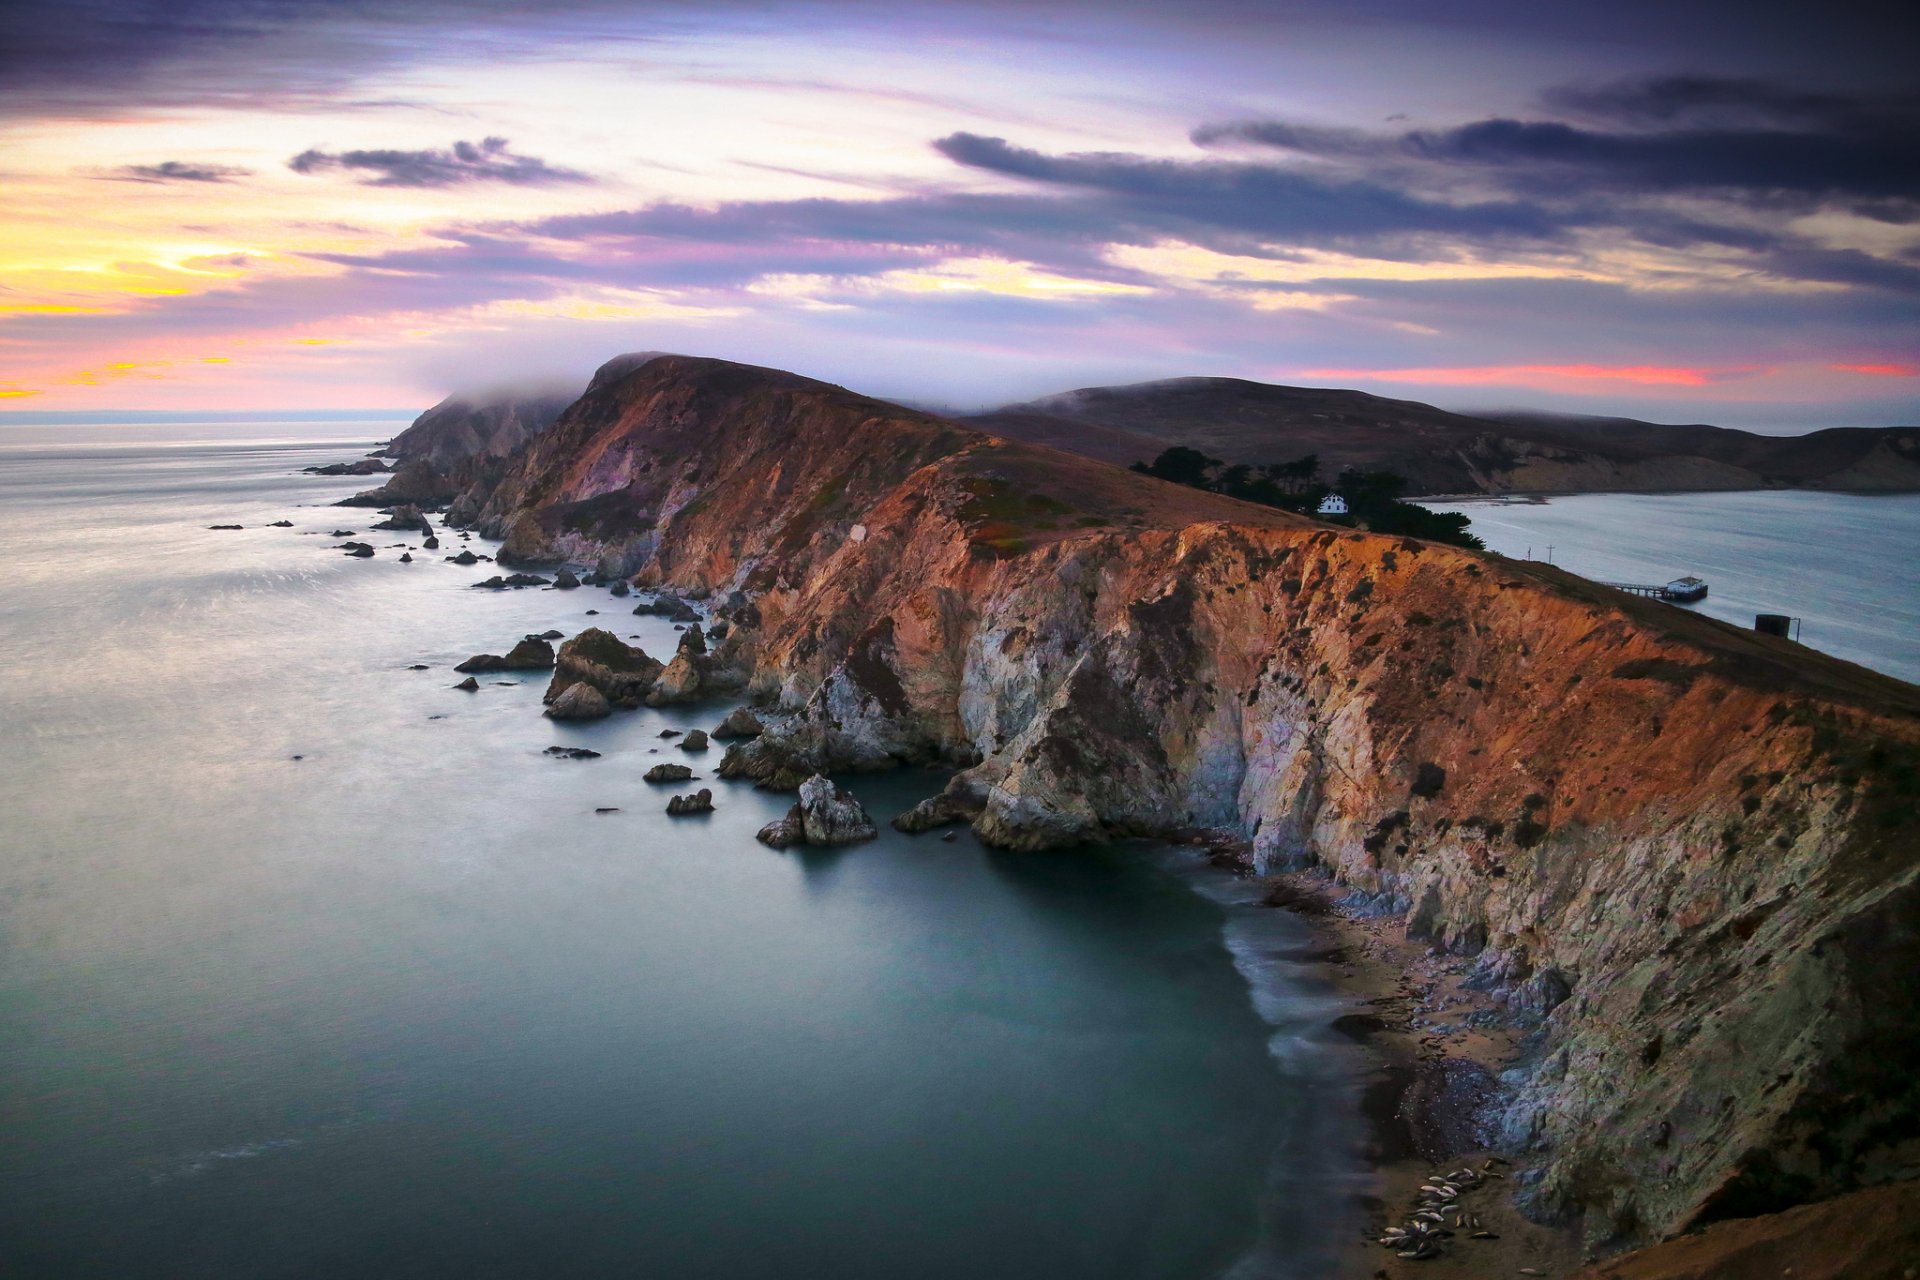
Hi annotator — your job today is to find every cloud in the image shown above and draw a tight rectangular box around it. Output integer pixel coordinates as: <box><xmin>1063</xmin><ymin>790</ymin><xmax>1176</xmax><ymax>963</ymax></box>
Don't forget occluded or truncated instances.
<box><xmin>104</xmin><ymin>160</ymin><xmax>251</xmax><ymax>183</ymax></box>
<box><xmin>1193</xmin><ymin>76</ymin><xmax>1920</xmax><ymax>222</ymax></box>
<box><xmin>288</xmin><ymin>136</ymin><xmax>590</xmax><ymax>187</ymax></box>
<box><xmin>1834</xmin><ymin>362</ymin><xmax>1919</xmax><ymax>377</ymax></box>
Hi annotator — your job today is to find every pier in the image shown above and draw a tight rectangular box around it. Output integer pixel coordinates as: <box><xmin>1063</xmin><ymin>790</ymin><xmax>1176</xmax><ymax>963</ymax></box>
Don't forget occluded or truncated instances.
<box><xmin>1599</xmin><ymin>575</ymin><xmax>1708</xmax><ymax>603</ymax></box>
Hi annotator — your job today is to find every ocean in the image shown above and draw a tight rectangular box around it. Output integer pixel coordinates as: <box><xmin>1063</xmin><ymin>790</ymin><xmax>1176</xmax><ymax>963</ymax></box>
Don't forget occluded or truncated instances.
<box><xmin>1428</xmin><ymin>490</ymin><xmax>1920</xmax><ymax>686</ymax></box>
<box><xmin>0</xmin><ymin>425</ymin><xmax>1361</xmax><ymax>1279</ymax></box>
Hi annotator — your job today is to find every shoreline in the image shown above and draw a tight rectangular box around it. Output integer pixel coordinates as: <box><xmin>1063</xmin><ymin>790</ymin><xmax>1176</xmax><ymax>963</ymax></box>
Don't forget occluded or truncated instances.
<box><xmin>1190</xmin><ymin>837</ymin><xmax>1590</xmax><ymax>1279</ymax></box>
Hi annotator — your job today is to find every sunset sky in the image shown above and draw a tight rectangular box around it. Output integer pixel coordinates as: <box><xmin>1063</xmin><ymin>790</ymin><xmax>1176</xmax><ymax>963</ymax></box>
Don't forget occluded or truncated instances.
<box><xmin>2</xmin><ymin>0</ymin><xmax>1916</xmax><ymax>426</ymax></box>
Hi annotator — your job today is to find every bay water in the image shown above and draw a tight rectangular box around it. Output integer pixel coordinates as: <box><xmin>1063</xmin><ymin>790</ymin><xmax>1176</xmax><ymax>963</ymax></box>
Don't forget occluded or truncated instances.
<box><xmin>0</xmin><ymin>425</ymin><xmax>1361</xmax><ymax>1279</ymax></box>
<box><xmin>1429</xmin><ymin>490</ymin><xmax>1920</xmax><ymax>686</ymax></box>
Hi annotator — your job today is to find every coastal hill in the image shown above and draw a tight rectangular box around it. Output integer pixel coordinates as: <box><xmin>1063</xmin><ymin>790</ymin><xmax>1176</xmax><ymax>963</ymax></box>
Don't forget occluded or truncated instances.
<box><xmin>970</xmin><ymin>378</ymin><xmax>1920</xmax><ymax>495</ymax></box>
<box><xmin>422</xmin><ymin>353</ymin><xmax>1916</xmax><ymax>1260</ymax></box>
<box><xmin>377</xmin><ymin>387</ymin><xmax>575</xmax><ymax>472</ymax></box>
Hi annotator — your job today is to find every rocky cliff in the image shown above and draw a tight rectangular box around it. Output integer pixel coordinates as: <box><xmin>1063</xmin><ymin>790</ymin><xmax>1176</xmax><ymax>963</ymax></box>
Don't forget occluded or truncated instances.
<box><xmin>379</xmin><ymin>387</ymin><xmax>575</xmax><ymax>472</ymax></box>
<box><xmin>450</xmin><ymin>353</ymin><xmax>1920</xmax><ymax>1253</ymax></box>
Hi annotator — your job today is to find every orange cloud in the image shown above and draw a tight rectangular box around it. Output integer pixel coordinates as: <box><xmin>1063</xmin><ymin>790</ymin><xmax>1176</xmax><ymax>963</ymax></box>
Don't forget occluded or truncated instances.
<box><xmin>1832</xmin><ymin>362</ymin><xmax>1919</xmax><ymax>377</ymax></box>
<box><xmin>1302</xmin><ymin>363</ymin><xmax>1765</xmax><ymax>390</ymax></box>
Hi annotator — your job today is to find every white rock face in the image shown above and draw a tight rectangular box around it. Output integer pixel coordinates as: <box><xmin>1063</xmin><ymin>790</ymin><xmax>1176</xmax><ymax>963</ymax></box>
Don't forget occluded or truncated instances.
<box><xmin>797</xmin><ymin>774</ymin><xmax>877</xmax><ymax>845</ymax></box>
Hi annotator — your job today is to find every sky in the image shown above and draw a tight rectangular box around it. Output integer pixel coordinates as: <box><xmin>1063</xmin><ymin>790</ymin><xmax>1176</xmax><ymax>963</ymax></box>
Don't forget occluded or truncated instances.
<box><xmin>2</xmin><ymin>0</ymin><xmax>1917</xmax><ymax>428</ymax></box>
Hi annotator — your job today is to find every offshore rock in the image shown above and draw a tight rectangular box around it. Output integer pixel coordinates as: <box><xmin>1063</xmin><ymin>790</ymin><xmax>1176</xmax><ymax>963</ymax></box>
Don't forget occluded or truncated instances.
<box><xmin>543</xmin><ymin>681</ymin><xmax>610</xmax><ymax>721</ymax></box>
<box><xmin>757</xmin><ymin>774</ymin><xmax>878</xmax><ymax>848</ymax></box>
<box><xmin>543</xmin><ymin>628</ymin><xmax>662</xmax><ymax>708</ymax></box>
<box><xmin>665</xmin><ymin>788</ymin><xmax>714</xmax><ymax>816</ymax></box>
<box><xmin>454</xmin><ymin>637</ymin><xmax>554</xmax><ymax>673</ymax></box>
<box><xmin>554</xmin><ymin>569</ymin><xmax>580</xmax><ymax>589</ymax></box>
<box><xmin>453</xmin><ymin>675</ymin><xmax>480</xmax><ymax>692</ymax></box>
<box><xmin>679</xmin><ymin>730</ymin><xmax>709</xmax><ymax>751</ymax></box>
<box><xmin>644</xmin><ymin>763</ymin><xmax>694</xmax><ymax>783</ymax></box>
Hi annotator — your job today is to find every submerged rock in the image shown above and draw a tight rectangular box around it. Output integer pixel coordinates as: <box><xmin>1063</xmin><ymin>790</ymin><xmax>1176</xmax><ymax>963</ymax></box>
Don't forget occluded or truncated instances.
<box><xmin>544</xmin><ymin>681</ymin><xmax>611</xmax><ymax>720</ymax></box>
<box><xmin>453</xmin><ymin>676</ymin><xmax>479</xmax><ymax>691</ymax></box>
<box><xmin>644</xmin><ymin>763</ymin><xmax>694</xmax><ymax>783</ymax></box>
<box><xmin>757</xmin><ymin>774</ymin><xmax>877</xmax><ymax>848</ymax></box>
<box><xmin>543</xmin><ymin>746</ymin><xmax>602</xmax><ymax>760</ymax></box>
<box><xmin>328</xmin><ymin>529</ymin><xmax>356</xmax><ymax>537</ymax></box>
<box><xmin>268</xmin><ymin>520</ymin><xmax>294</xmax><ymax>527</ymax></box>
<box><xmin>208</xmin><ymin>524</ymin><xmax>244</xmax><ymax>530</ymax></box>
<box><xmin>666</xmin><ymin>788</ymin><xmax>714</xmax><ymax>816</ymax></box>
<box><xmin>345</xmin><ymin>543</ymin><xmax>375</xmax><ymax>558</ymax></box>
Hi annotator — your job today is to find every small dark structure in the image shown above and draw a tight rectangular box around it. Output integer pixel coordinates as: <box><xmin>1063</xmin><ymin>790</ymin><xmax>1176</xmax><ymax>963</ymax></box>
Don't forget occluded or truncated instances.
<box><xmin>1754</xmin><ymin>613</ymin><xmax>1801</xmax><ymax>640</ymax></box>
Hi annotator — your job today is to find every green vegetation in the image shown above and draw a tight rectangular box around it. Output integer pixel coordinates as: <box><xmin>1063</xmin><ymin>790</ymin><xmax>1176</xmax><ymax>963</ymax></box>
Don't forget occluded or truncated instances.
<box><xmin>1131</xmin><ymin>447</ymin><xmax>1484</xmax><ymax>549</ymax></box>
<box><xmin>958</xmin><ymin>476</ymin><xmax>1074</xmax><ymax>557</ymax></box>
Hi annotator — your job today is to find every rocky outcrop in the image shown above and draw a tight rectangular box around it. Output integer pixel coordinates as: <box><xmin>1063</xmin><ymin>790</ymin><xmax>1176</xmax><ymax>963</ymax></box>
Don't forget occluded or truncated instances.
<box><xmin>543</xmin><ymin>681</ymin><xmax>610</xmax><ymax>720</ymax></box>
<box><xmin>756</xmin><ymin>774</ymin><xmax>878</xmax><ymax>847</ymax></box>
<box><xmin>644</xmin><ymin>763</ymin><xmax>693</xmax><ymax>783</ymax></box>
<box><xmin>428</xmin><ymin>351</ymin><xmax>1920</xmax><ymax>1254</ymax></box>
<box><xmin>542</xmin><ymin>628</ymin><xmax>662</xmax><ymax>708</ymax></box>
<box><xmin>339</xmin><ymin>459</ymin><xmax>457</xmax><ymax>508</ymax></box>
<box><xmin>712</xmin><ymin>706</ymin><xmax>764</xmax><ymax>739</ymax></box>
<box><xmin>305</xmin><ymin>458</ymin><xmax>392</xmax><ymax>476</ymax></box>
<box><xmin>379</xmin><ymin>389</ymin><xmax>574</xmax><ymax>472</ymax></box>
<box><xmin>634</xmin><ymin>592</ymin><xmax>700</xmax><ymax>623</ymax></box>
<box><xmin>372</xmin><ymin>504</ymin><xmax>432</xmax><ymax>533</ymax></box>
<box><xmin>679</xmin><ymin>730</ymin><xmax>709</xmax><ymax>751</ymax></box>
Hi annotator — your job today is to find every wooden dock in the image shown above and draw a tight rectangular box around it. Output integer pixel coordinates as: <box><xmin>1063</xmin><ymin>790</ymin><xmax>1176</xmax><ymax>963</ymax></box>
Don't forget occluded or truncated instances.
<box><xmin>1600</xmin><ymin>579</ymin><xmax>1708</xmax><ymax>603</ymax></box>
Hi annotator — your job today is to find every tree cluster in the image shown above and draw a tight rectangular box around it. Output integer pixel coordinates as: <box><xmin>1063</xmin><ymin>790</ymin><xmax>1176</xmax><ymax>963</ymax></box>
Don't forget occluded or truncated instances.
<box><xmin>1131</xmin><ymin>446</ymin><xmax>1483</xmax><ymax>549</ymax></box>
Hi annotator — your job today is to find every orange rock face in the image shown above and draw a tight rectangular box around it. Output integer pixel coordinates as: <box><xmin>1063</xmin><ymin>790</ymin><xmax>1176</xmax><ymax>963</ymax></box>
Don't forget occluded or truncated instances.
<box><xmin>458</xmin><ymin>353</ymin><xmax>1920</xmax><ymax>1252</ymax></box>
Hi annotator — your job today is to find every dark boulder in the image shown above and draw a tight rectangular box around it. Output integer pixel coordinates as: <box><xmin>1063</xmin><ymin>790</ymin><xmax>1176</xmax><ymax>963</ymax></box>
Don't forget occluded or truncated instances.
<box><xmin>554</xmin><ymin>569</ymin><xmax>580</xmax><ymax>589</ymax></box>
<box><xmin>269</xmin><ymin>520</ymin><xmax>294</xmax><ymax>527</ymax></box>
<box><xmin>680</xmin><ymin>730</ymin><xmax>709</xmax><ymax>752</ymax></box>
<box><xmin>454</xmin><ymin>676</ymin><xmax>480</xmax><ymax>691</ymax></box>
<box><xmin>454</xmin><ymin>637</ymin><xmax>554</xmax><ymax>673</ymax></box>
<box><xmin>609</xmin><ymin>581</ymin><xmax>630</xmax><ymax>598</ymax></box>
<box><xmin>449</xmin><ymin>549</ymin><xmax>479</xmax><ymax>565</ymax></box>
<box><xmin>644</xmin><ymin>763</ymin><xmax>694</xmax><ymax>783</ymax></box>
<box><xmin>422</xmin><ymin>535</ymin><xmax>440</xmax><ymax>550</ymax></box>
<box><xmin>543</xmin><ymin>746</ymin><xmax>601</xmax><ymax>760</ymax></box>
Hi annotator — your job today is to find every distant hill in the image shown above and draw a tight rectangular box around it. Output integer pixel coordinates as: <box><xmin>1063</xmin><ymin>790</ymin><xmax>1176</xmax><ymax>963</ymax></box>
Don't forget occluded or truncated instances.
<box><xmin>970</xmin><ymin>378</ymin><xmax>1920</xmax><ymax>495</ymax></box>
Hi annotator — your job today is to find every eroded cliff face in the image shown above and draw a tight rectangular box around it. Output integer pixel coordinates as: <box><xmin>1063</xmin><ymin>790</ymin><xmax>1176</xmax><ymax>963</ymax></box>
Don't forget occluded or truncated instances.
<box><xmin>456</xmin><ymin>354</ymin><xmax>1920</xmax><ymax>1251</ymax></box>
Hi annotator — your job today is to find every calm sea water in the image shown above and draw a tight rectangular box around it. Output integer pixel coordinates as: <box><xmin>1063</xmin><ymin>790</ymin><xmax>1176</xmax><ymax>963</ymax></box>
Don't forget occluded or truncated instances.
<box><xmin>0</xmin><ymin>425</ymin><xmax>1362</xmax><ymax>1279</ymax></box>
<box><xmin>1429</xmin><ymin>491</ymin><xmax>1920</xmax><ymax>686</ymax></box>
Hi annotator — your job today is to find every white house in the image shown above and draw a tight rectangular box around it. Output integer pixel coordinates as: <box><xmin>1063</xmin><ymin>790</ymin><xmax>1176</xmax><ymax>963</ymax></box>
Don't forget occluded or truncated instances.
<box><xmin>1317</xmin><ymin>493</ymin><xmax>1348</xmax><ymax>516</ymax></box>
